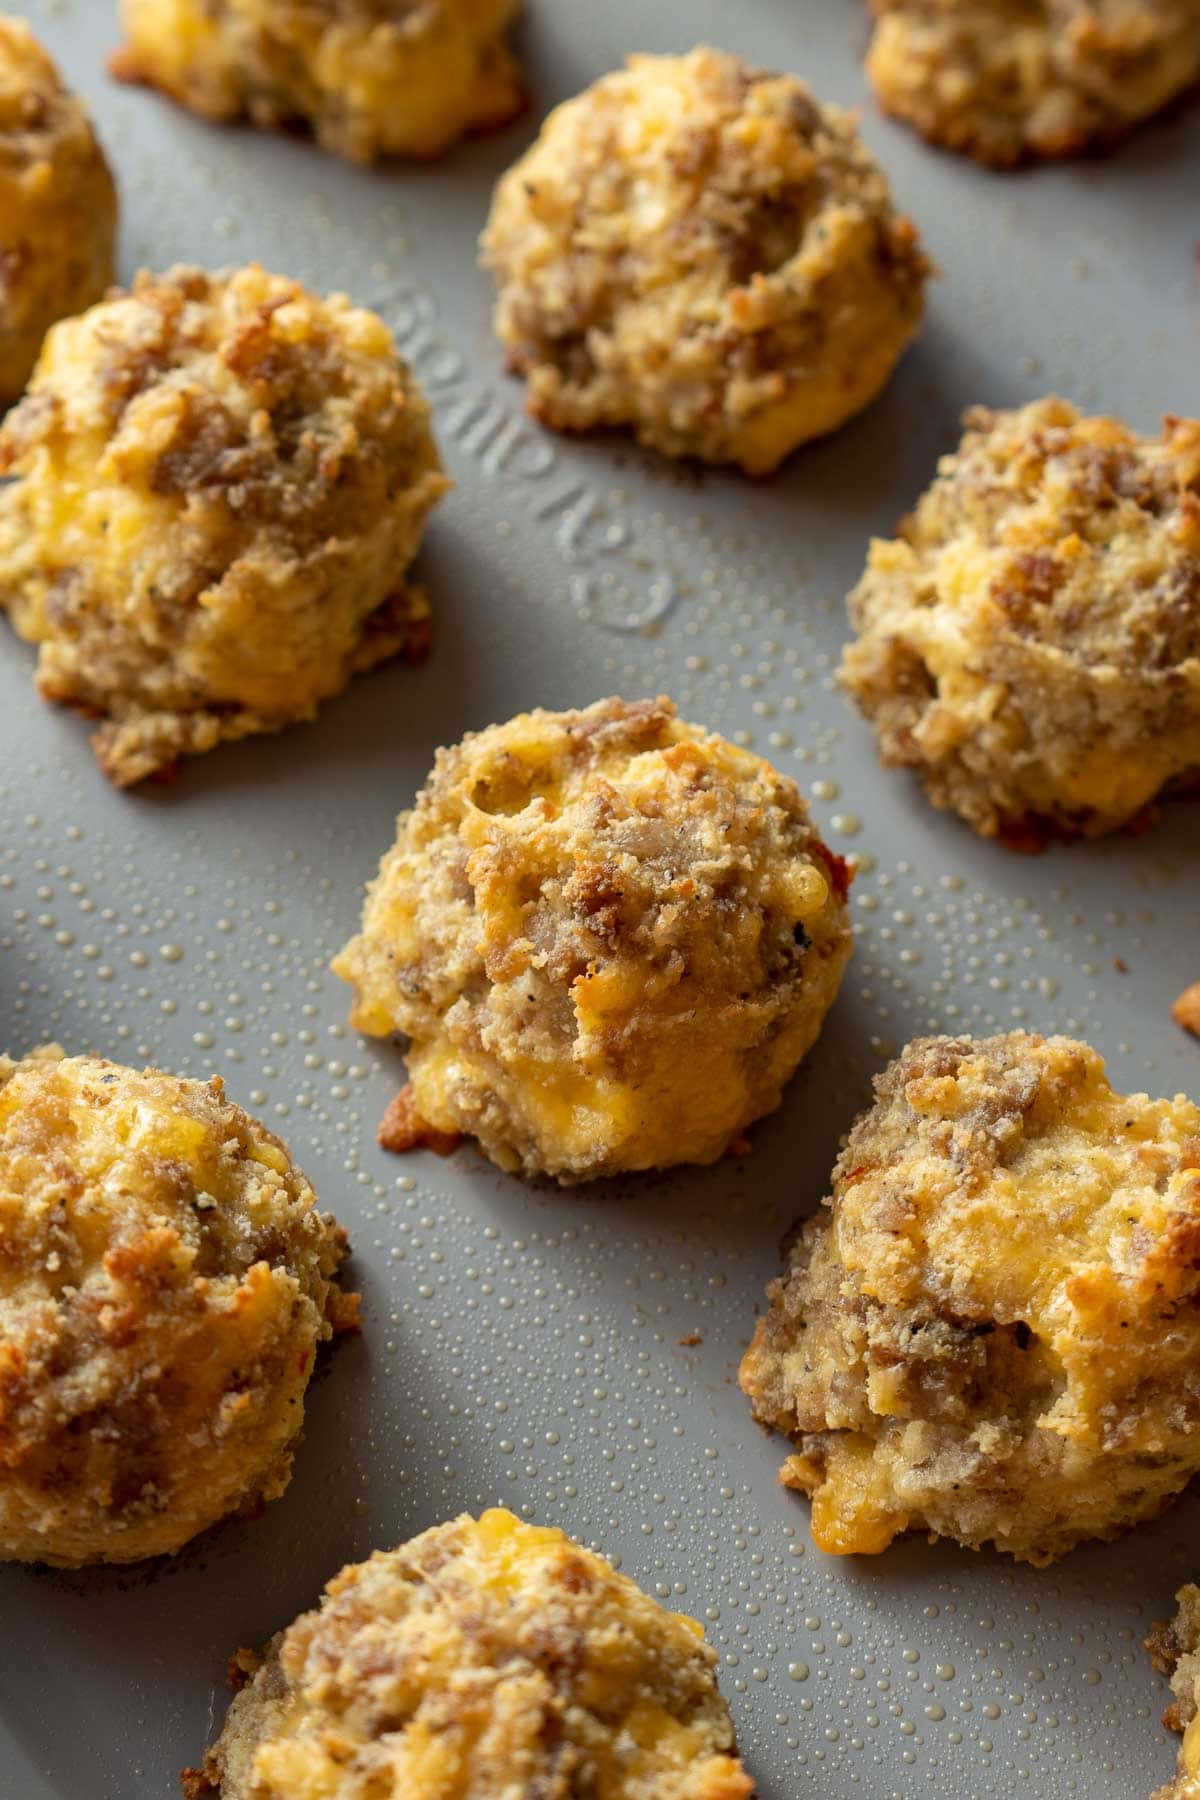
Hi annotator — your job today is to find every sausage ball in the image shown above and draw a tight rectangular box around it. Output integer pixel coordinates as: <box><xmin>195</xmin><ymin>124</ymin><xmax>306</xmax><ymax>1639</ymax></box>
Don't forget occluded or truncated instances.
<box><xmin>182</xmin><ymin>1507</ymin><xmax>753</xmax><ymax>1800</ymax></box>
<box><xmin>865</xmin><ymin>0</ymin><xmax>1200</xmax><ymax>167</ymax></box>
<box><xmin>740</xmin><ymin>1031</ymin><xmax>1200</xmax><ymax>1566</ymax></box>
<box><xmin>114</xmin><ymin>0</ymin><xmax>524</xmax><ymax>163</ymax></box>
<box><xmin>839</xmin><ymin>398</ymin><xmax>1200</xmax><ymax>845</ymax></box>
<box><xmin>481</xmin><ymin>46</ymin><xmax>930</xmax><ymax>475</ymax></box>
<box><xmin>0</xmin><ymin>263</ymin><xmax>448</xmax><ymax>786</ymax></box>
<box><xmin>1149</xmin><ymin>1586</ymin><xmax>1200</xmax><ymax>1799</ymax></box>
<box><xmin>0</xmin><ymin>17</ymin><xmax>117</xmax><ymax>407</ymax></box>
<box><xmin>333</xmin><ymin>696</ymin><xmax>854</xmax><ymax>1184</ymax></box>
<box><xmin>0</xmin><ymin>1047</ymin><xmax>355</xmax><ymax>1567</ymax></box>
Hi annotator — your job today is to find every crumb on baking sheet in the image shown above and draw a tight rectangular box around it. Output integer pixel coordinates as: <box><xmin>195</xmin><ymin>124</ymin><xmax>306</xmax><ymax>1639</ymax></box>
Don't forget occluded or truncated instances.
<box><xmin>1174</xmin><ymin>983</ymin><xmax>1200</xmax><ymax>1037</ymax></box>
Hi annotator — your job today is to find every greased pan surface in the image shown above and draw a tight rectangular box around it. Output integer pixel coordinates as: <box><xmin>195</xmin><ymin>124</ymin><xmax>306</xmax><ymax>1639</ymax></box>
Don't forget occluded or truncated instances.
<box><xmin>0</xmin><ymin>3</ymin><xmax>1198</xmax><ymax>1796</ymax></box>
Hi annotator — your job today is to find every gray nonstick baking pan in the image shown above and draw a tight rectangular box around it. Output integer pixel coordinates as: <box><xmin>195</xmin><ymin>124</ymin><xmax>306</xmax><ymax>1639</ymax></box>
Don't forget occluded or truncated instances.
<box><xmin>1</xmin><ymin>2</ymin><xmax>1198</xmax><ymax>1796</ymax></box>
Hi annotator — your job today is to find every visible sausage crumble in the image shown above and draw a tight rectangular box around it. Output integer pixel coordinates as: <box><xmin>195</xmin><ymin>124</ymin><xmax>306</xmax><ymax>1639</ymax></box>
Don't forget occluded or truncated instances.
<box><xmin>186</xmin><ymin>1508</ymin><xmax>754</xmax><ymax>1799</ymax></box>
<box><xmin>840</xmin><ymin>397</ymin><xmax>1200</xmax><ymax>843</ymax></box>
<box><xmin>482</xmin><ymin>46</ymin><xmax>929</xmax><ymax>474</ymax></box>
<box><xmin>0</xmin><ymin>264</ymin><xmax>448</xmax><ymax>785</ymax></box>
<box><xmin>866</xmin><ymin>0</ymin><xmax>1200</xmax><ymax>167</ymax></box>
<box><xmin>741</xmin><ymin>1030</ymin><xmax>1200</xmax><ymax>1565</ymax></box>
<box><xmin>114</xmin><ymin>0</ymin><xmax>524</xmax><ymax>163</ymax></box>
<box><xmin>333</xmin><ymin>696</ymin><xmax>854</xmax><ymax>1183</ymax></box>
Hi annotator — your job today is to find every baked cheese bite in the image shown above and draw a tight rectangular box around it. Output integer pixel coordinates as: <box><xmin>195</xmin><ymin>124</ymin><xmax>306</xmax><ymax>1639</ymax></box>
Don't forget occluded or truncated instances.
<box><xmin>0</xmin><ymin>263</ymin><xmax>448</xmax><ymax>786</ymax></box>
<box><xmin>840</xmin><ymin>398</ymin><xmax>1200</xmax><ymax>845</ymax></box>
<box><xmin>183</xmin><ymin>1508</ymin><xmax>753</xmax><ymax>1799</ymax></box>
<box><xmin>482</xmin><ymin>46</ymin><xmax>930</xmax><ymax>475</ymax></box>
<box><xmin>0</xmin><ymin>15</ymin><xmax>116</xmax><ymax>407</ymax></box>
<box><xmin>740</xmin><ymin>1030</ymin><xmax>1200</xmax><ymax>1566</ymax></box>
<box><xmin>1149</xmin><ymin>1586</ymin><xmax>1200</xmax><ymax>1799</ymax></box>
<box><xmin>0</xmin><ymin>1047</ymin><xmax>355</xmax><ymax>1567</ymax></box>
<box><xmin>865</xmin><ymin>0</ymin><xmax>1200</xmax><ymax>167</ymax></box>
<box><xmin>333</xmin><ymin>696</ymin><xmax>853</xmax><ymax>1183</ymax></box>
<box><xmin>114</xmin><ymin>0</ymin><xmax>524</xmax><ymax>162</ymax></box>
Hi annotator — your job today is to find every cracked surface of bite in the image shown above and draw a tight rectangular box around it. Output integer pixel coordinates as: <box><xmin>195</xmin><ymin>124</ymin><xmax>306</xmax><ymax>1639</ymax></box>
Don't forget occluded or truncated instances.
<box><xmin>865</xmin><ymin>0</ymin><xmax>1200</xmax><ymax>166</ymax></box>
<box><xmin>0</xmin><ymin>17</ymin><xmax>116</xmax><ymax>406</ymax></box>
<box><xmin>482</xmin><ymin>45</ymin><xmax>929</xmax><ymax>475</ymax></box>
<box><xmin>740</xmin><ymin>1031</ymin><xmax>1200</xmax><ymax>1565</ymax></box>
<box><xmin>839</xmin><ymin>397</ymin><xmax>1200</xmax><ymax>844</ymax></box>
<box><xmin>0</xmin><ymin>263</ymin><xmax>448</xmax><ymax>785</ymax></box>
<box><xmin>0</xmin><ymin>1046</ymin><xmax>352</xmax><ymax>1566</ymax></box>
<box><xmin>116</xmin><ymin>0</ymin><xmax>524</xmax><ymax>161</ymax></box>
<box><xmin>333</xmin><ymin>696</ymin><xmax>853</xmax><ymax>1183</ymax></box>
<box><xmin>186</xmin><ymin>1507</ymin><xmax>753</xmax><ymax>1800</ymax></box>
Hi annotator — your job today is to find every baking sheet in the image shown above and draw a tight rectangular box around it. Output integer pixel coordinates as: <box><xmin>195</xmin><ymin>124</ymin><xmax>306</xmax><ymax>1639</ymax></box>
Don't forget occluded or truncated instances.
<box><xmin>0</xmin><ymin>2</ymin><xmax>1198</xmax><ymax>1795</ymax></box>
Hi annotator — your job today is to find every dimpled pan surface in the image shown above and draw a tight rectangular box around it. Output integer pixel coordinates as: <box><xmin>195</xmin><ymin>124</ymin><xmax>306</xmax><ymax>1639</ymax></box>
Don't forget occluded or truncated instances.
<box><xmin>0</xmin><ymin>3</ymin><xmax>1198</xmax><ymax>1798</ymax></box>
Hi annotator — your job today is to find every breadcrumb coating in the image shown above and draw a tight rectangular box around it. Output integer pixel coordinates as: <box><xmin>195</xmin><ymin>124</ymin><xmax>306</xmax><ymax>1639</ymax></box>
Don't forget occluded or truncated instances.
<box><xmin>482</xmin><ymin>46</ymin><xmax>929</xmax><ymax>475</ymax></box>
<box><xmin>0</xmin><ymin>16</ymin><xmax>116</xmax><ymax>406</ymax></box>
<box><xmin>114</xmin><ymin>0</ymin><xmax>524</xmax><ymax>163</ymax></box>
<box><xmin>740</xmin><ymin>1031</ymin><xmax>1200</xmax><ymax>1566</ymax></box>
<box><xmin>1149</xmin><ymin>1586</ymin><xmax>1200</xmax><ymax>1798</ymax></box>
<box><xmin>332</xmin><ymin>696</ymin><xmax>853</xmax><ymax>1183</ymax></box>
<box><xmin>184</xmin><ymin>1507</ymin><xmax>753</xmax><ymax>1800</ymax></box>
<box><xmin>0</xmin><ymin>1047</ymin><xmax>353</xmax><ymax>1567</ymax></box>
<box><xmin>839</xmin><ymin>398</ymin><xmax>1200</xmax><ymax>844</ymax></box>
<box><xmin>0</xmin><ymin>263</ymin><xmax>448</xmax><ymax>785</ymax></box>
<box><xmin>865</xmin><ymin>0</ymin><xmax>1200</xmax><ymax>167</ymax></box>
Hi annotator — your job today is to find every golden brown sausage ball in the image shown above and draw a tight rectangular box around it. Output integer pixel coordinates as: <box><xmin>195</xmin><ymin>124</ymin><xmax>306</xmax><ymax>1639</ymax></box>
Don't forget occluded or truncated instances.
<box><xmin>865</xmin><ymin>0</ymin><xmax>1200</xmax><ymax>167</ymax></box>
<box><xmin>333</xmin><ymin>696</ymin><xmax>854</xmax><ymax>1184</ymax></box>
<box><xmin>0</xmin><ymin>263</ymin><xmax>449</xmax><ymax>786</ymax></box>
<box><xmin>740</xmin><ymin>1031</ymin><xmax>1200</xmax><ymax>1566</ymax></box>
<box><xmin>0</xmin><ymin>1047</ymin><xmax>355</xmax><ymax>1567</ymax></box>
<box><xmin>1149</xmin><ymin>1586</ymin><xmax>1200</xmax><ymax>1798</ymax></box>
<box><xmin>0</xmin><ymin>16</ymin><xmax>116</xmax><ymax>407</ymax></box>
<box><xmin>481</xmin><ymin>46</ymin><xmax>930</xmax><ymax>476</ymax></box>
<box><xmin>839</xmin><ymin>398</ymin><xmax>1200</xmax><ymax>845</ymax></box>
<box><xmin>114</xmin><ymin>0</ymin><xmax>524</xmax><ymax>163</ymax></box>
<box><xmin>182</xmin><ymin>1507</ymin><xmax>753</xmax><ymax>1800</ymax></box>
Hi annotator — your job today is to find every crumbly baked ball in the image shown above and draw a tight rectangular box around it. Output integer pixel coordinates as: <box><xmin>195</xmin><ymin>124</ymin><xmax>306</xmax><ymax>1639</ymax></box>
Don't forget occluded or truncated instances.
<box><xmin>1149</xmin><ymin>1586</ymin><xmax>1200</xmax><ymax>1798</ymax></box>
<box><xmin>740</xmin><ymin>1031</ymin><xmax>1200</xmax><ymax>1566</ymax></box>
<box><xmin>839</xmin><ymin>398</ymin><xmax>1200</xmax><ymax>845</ymax></box>
<box><xmin>0</xmin><ymin>263</ymin><xmax>448</xmax><ymax>786</ymax></box>
<box><xmin>114</xmin><ymin>0</ymin><xmax>523</xmax><ymax>163</ymax></box>
<box><xmin>481</xmin><ymin>46</ymin><xmax>930</xmax><ymax>476</ymax></box>
<box><xmin>333</xmin><ymin>696</ymin><xmax>853</xmax><ymax>1184</ymax></box>
<box><xmin>0</xmin><ymin>1046</ymin><xmax>354</xmax><ymax>1567</ymax></box>
<box><xmin>183</xmin><ymin>1507</ymin><xmax>753</xmax><ymax>1800</ymax></box>
<box><xmin>865</xmin><ymin>0</ymin><xmax>1200</xmax><ymax>166</ymax></box>
<box><xmin>0</xmin><ymin>17</ymin><xmax>116</xmax><ymax>407</ymax></box>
